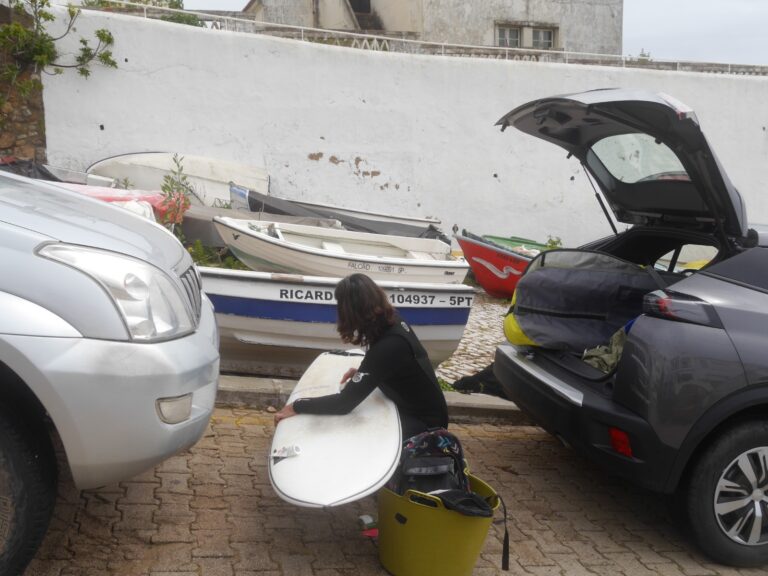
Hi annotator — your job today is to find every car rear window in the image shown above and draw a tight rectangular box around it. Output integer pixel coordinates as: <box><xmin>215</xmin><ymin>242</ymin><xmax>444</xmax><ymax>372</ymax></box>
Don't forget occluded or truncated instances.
<box><xmin>591</xmin><ymin>133</ymin><xmax>691</xmax><ymax>184</ymax></box>
<box><xmin>702</xmin><ymin>247</ymin><xmax>768</xmax><ymax>290</ymax></box>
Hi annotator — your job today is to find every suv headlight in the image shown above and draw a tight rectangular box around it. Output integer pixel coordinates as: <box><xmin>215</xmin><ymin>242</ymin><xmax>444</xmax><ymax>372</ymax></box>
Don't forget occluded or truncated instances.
<box><xmin>39</xmin><ymin>243</ymin><xmax>194</xmax><ymax>342</ymax></box>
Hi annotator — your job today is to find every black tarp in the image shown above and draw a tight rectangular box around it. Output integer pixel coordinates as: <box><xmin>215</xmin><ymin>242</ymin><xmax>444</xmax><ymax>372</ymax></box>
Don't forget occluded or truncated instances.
<box><xmin>510</xmin><ymin>249</ymin><xmax>677</xmax><ymax>352</ymax></box>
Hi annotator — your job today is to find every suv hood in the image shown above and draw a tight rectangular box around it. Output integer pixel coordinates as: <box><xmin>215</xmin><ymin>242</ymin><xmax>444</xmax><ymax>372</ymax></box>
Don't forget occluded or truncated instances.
<box><xmin>0</xmin><ymin>172</ymin><xmax>187</xmax><ymax>270</ymax></box>
<box><xmin>496</xmin><ymin>89</ymin><xmax>747</xmax><ymax>238</ymax></box>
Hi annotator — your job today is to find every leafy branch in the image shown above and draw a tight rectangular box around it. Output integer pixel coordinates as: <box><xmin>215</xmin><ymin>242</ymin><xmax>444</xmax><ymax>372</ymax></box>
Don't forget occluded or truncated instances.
<box><xmin>0</xmin><ymin>1</ymin><xmax>117</xmax><ymax>77</ymax></box>
<box><xmin>159</xmin><ymin>153</ymin><xmax>193</xmax><ymax>238</ymax></box>
<box><xmin>0</xmin><ymin>0</ymin><xmax>117</xmax><ymax>126</ymax></box>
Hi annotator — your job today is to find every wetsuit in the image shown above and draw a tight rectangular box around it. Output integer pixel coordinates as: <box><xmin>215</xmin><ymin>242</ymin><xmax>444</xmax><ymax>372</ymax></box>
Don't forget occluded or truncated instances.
<box><xmin>292</xmin><ymin>317</ymin><xmax>448</xmax><ymax>438</ymax></box>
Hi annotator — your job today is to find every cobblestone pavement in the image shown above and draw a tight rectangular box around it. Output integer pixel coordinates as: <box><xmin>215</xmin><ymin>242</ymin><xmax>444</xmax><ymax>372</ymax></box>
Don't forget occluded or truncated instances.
<box><xmin>26</xmin><ymin>408</ymin><xmax>768</xmax><ymax>576</ymax></box>
<box><xmin>436</xmin><ymin>291</ymin><xmax>509</xmax><ymax>384</ymax></box>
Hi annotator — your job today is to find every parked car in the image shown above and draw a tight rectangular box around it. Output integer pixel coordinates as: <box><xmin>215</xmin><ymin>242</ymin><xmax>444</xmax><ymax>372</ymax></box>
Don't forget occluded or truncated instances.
<box><xmin>0</xmin><ymin>172</ymin><xmax>220</xmax><ymax>574</ymax></box>
<box><xmin>493</xmin><ymin>88</ymin><xmax>768</xmax><ymax>567</ymax></box>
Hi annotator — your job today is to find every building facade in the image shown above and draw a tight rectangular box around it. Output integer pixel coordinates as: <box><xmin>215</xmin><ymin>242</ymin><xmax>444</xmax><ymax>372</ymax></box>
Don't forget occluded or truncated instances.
<box><xmin>243</xmin><ymin>0</ymin><xmax>623</xmax><ymax>55</ymax></box>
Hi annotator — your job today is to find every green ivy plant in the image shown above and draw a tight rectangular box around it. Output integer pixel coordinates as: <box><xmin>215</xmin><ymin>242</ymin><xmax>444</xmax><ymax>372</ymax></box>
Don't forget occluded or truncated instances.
<box><xmin>0</xmin><ymin>0</ymin><xmax>116</xmax><ymax>124</ymax></box>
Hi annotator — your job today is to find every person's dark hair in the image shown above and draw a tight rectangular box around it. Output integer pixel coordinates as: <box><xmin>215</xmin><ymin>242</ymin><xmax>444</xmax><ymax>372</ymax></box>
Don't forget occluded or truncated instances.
<box><xmin>335</xmin><ymin>273</ymin><xmax>395</xmax><ymax>347</ymax></box>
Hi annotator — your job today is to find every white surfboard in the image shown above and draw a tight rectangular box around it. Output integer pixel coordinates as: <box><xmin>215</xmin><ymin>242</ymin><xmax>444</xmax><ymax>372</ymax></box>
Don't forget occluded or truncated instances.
<box><xmin>269</xmin><ymin>350</ymin><xmax>402</xmax><ymax>507</ymax></box>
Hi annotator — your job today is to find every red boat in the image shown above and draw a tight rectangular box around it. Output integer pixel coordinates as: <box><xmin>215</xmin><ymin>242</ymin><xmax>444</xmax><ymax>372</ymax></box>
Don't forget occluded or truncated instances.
<box><xmin>455</xmin><ymin>230</ymin><xmax>547</xmax><ymax>299</ymax></box>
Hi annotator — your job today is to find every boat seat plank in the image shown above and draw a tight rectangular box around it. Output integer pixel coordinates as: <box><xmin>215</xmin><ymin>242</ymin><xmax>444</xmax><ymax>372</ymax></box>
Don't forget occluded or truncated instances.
<box><xmin>407</xmin><ymin>250</ymin><xmax>437</xmax><ymax>260</ymax></box>
<box><xmin>322</xmin><ymin>241</ymin><xmax>346</xmax><ymax>253</ymax></box>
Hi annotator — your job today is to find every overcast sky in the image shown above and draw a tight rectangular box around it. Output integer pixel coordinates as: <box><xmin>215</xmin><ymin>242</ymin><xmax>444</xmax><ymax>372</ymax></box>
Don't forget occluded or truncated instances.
<box><xmin>183</xmin><ymin>0</ymin><xmax>768</xmax><ymax>66</ymax></box>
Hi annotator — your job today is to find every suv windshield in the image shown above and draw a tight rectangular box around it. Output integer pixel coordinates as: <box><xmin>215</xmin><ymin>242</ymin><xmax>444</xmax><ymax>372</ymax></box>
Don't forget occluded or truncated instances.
<box><xmin>591</xmin><ymin>133</ymin><xmax>690</xmax><ymax>184</ymax></box>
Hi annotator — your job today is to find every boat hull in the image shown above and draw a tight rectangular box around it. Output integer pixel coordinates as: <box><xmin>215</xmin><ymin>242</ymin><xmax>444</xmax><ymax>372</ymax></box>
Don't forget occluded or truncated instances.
<box><xmin>456</xmin><ymin>234</ymin><xmax>536</xmax><ymax>299</ymax></box>
<box><xmin>200</xmin><ymin>267</ymin><xmax>475</xmax><ymax>377</ymax></box>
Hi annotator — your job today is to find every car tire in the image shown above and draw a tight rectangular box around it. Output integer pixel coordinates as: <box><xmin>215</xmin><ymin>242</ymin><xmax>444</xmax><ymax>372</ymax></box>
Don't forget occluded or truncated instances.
<box><xmin>0</xmin><ymin>408</ymin><xmax>57</xmax><ymax>575</ymax></box>
<box><xmin>687</xmin><ymin>420</ymin><xmax>768</xmax><ymax>567</ymax></box>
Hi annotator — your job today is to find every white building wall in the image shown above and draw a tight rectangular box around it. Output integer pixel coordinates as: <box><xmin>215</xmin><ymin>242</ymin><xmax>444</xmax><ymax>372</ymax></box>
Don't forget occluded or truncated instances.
<box><xmin>42</xmin><ymin>9</ymin><xmax>768</xmax><ymax>248</ymax></box>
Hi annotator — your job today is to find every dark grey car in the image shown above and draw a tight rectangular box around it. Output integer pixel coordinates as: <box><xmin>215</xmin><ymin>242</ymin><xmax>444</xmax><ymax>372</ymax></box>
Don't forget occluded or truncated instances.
<box><xmin>492</xmin><ymin>89</ymin><xmax>768</xmax><ymax>567</ymax></box>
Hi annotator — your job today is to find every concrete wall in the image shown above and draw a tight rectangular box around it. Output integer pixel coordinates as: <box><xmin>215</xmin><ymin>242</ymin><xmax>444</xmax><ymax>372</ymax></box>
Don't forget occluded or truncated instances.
<box><xmin>421</xmin><ymin>0</ymin><xmax>623</xmax><ymax>54</ymax></box>
<box><xmin>318</xmin><ymin>0</ymin><xmax>357</xmax><ymax>30</ymax></box>
<box><xmin>42</xmin><ymin>9</ymin><xmax>768</xmax><ymax>248</ymax></box>
<box><xmin>370</xmin><ymin>0</ymin><xmax>422</xmax><ymax>33</ymax></box>
<box><xmin>250</xmin><ymin>0</ymin><xmax>314</xmax><ymax>28</ymax></box>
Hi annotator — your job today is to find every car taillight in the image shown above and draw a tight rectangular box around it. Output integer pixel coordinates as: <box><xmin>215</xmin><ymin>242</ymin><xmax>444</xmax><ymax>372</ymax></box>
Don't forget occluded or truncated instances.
<box><xmin>609</xmin><ymin>427</ymin><xmax>633</xmax><ymax>458</ymax></box>
<box><xmin>643</xmin><ymin>290</ymin><xmax>723</xmax><ymax>328</ymax></box>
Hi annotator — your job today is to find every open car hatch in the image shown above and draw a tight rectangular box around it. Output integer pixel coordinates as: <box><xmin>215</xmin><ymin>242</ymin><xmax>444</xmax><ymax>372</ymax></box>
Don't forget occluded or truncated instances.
<box><xmin>496</xmin><ymin>89</ymin><xmax>747</xmax><ymax>238</ymax></box>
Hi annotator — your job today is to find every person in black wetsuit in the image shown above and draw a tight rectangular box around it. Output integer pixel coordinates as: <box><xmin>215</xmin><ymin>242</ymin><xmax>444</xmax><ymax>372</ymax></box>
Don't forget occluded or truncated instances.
<box><xmin>273</xmin><ymin>273</ymin><xmax>448</xmax><ymax>439</ymax></box>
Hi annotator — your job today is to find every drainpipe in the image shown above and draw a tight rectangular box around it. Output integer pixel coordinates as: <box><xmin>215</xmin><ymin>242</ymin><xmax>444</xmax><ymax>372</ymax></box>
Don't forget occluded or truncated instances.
<box><xmin>312</xmin><ymin>0</ymin><xmax>319</xmax><ymax>28</ymax></box>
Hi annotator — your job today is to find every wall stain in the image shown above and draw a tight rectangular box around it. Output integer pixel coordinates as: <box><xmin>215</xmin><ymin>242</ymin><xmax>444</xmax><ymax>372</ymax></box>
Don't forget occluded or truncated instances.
<box><xmin>329</xmin><ymin>155</ymin><xmax>343</xmax><ymax>165</ymax></box>
<box><xmin>308</xmin><ymin>152</ymin><xmax>324</xmax><ymax>161</ymax></box>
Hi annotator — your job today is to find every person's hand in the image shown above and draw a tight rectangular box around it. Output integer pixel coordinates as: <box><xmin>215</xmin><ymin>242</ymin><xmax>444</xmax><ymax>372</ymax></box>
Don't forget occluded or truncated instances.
<box><xmin>274</xmin><ymin>403</ymin><xmax>297</xmax><ymax>426</ymax></box>
<box><xmin>340</xmin><ymin>367</ymin><xmax>358</xmax><ymax>384</ymax></box>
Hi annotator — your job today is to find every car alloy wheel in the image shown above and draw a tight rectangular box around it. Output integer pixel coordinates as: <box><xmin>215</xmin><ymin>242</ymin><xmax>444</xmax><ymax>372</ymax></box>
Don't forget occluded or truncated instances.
<box><xmin>714</xmin><ymin>447</ymin><xmax>768</xmax><ymax>546</ymax></box>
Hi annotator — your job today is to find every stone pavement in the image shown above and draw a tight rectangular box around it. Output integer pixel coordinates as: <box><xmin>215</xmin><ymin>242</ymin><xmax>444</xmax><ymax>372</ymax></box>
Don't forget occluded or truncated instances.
<box><xmin>26</xmin><ymin>408</ymin><xmax>768</xmax><ymax>576</ymax></box>
<box><xmin>433</xmin><ymin>291</ymin><xmax>509</xmax><ymax>384</ymax></box>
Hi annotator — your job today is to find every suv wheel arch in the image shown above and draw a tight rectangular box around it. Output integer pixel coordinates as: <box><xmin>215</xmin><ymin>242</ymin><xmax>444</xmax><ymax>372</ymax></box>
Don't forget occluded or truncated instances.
<box><xmin>665</xmin><ymin>387</ymin><xmax>768</xmax><ymax>493</ymax></box>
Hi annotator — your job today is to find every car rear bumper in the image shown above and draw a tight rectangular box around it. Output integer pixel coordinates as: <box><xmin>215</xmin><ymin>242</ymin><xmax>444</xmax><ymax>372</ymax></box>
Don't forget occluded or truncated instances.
<box><xmin>494</xmin><ymin>344</ymin><xmax>676</xmax><ymax>493</ymax></box>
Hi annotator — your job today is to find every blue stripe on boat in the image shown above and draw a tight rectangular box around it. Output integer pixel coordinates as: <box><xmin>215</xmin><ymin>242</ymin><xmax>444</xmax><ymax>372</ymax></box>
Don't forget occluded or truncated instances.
<box><xmin>207</xmin><ymin>294</ymin><xmax>470</xmax><ymax>325</ymax></box>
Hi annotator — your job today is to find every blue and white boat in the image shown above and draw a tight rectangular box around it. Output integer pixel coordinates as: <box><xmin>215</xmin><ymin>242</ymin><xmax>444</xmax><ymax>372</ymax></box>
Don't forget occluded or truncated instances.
<box><xmin>200</xmin><ymin>267</ymin><xmax>476</xmax><ymax>377</ymax></box>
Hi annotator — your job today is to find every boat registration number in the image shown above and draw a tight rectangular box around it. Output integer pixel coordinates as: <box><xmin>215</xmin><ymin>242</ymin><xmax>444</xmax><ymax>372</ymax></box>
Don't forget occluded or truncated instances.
<box><xmin>276</xmin><ymin>288</ymin><xmax>473</xmax><ymax>308</ymax></box>
<box><xmin>347</xmin><ymin>262</ymin><xmax>406</xmax><ymax>274</ymax></box>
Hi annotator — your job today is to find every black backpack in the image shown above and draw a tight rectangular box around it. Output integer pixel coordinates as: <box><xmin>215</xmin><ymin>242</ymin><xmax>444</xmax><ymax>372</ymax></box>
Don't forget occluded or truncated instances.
<box><xmin>392</xmin><ymin>429</ymin><xmax>470</xmax><ymax>495</ymax></box>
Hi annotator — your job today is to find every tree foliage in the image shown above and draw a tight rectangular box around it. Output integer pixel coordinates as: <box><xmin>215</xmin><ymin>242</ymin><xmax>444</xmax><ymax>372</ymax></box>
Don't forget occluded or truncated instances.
<box><xmin>0</xmin><ymin>0</ymin><xmax>117</xmax><ymax>123</ymax></box>
<box><xmin>0</xmin><ymin>1</ymin><xmax>117</xmax><ymax>78</ymax></box>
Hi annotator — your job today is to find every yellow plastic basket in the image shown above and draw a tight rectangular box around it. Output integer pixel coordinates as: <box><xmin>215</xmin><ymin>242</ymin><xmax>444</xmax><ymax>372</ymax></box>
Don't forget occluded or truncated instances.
<box><xmin>377</xmin><ymin>474</ymin><xmax>499</xmax><ymax>576</ymax></box>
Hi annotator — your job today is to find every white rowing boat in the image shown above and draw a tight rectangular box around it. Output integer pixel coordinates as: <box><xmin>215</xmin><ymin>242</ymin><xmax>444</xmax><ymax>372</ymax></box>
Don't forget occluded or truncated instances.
<box><xmin>87</xmin><ymin>152</ymin><xmax>269</xmax><ymax>207</ymax></box>
<box><xmin>213</xmin><ymin>217</ymin><xmax>469</xmax><ymax>284</ymax></box>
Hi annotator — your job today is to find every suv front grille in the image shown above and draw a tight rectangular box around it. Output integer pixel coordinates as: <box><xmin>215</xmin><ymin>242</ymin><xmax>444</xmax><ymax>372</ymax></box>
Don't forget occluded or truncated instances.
<box><xmin>180</xmin><ymin>264</ymin><xmax>203</xmax><ymax>324</ymax></box>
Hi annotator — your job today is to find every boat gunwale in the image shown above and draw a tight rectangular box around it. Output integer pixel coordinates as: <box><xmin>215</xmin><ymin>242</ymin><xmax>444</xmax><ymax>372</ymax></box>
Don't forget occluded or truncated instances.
<box><xmin>456</xmin><ymin>233</ymin><xmax>538</xmax><ymax>261</ymax></box>
<box><xmin>198</xmin><ymin>266</ymin><xmax>477</xmax><ymax>293</ymax></box>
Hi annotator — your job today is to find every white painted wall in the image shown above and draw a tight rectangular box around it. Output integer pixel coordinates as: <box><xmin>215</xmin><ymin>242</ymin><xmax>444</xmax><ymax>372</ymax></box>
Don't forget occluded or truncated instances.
<box><xmin>43</xmin><ymin>9</ymin><xmax>768</xmax><ymax>247</ymax></box>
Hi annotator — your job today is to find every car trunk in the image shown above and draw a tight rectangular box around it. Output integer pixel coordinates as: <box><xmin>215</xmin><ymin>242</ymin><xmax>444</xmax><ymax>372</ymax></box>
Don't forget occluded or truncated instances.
<box><xmin>507</xmin><ymin>249</ymin><xmax>680</xmax><ymax>350</ymax></box>
<box><xmin>503</xmin><ymin>224</ymin><xmax>730</xmax><ymax>382</ymax></box>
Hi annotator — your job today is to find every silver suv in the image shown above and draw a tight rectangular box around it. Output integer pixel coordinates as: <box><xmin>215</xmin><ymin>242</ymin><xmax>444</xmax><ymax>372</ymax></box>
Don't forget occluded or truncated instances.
<box><xmin>0</xmin><ymin>172</ymin><xmax>220</xmax><ymax>574</ymax></box>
